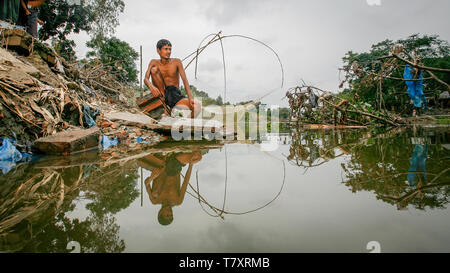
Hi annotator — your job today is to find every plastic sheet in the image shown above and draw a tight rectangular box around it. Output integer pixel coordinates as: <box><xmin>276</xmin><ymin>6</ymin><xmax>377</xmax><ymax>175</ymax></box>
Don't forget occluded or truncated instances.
<box><xmin>82</xmin><ymin>105</ymin><xmax>100</xmax><ymax>128</ymax></box>
<box><xmin>0</xmin><ymin>138</ymin><xmax>23</xmax><ymax>174</ymax></box>
<box><xmin>0</xmin><ymin>138</ymin><xmax>22</xmax><ymax>162</ymax></box>
<box><xmin>309</xmin><ymin>92</ymin><xmax>319</xmax><ymax>108</ymax></box>
<box><xmin>136</xmin><ymin>137</ymin><xmax>151</xmax><ymax>144</ymax></box>
<box><xmin>100</xmin><ymin>136</ymin><xmax>118</xmax><ymax>150</ymax></box>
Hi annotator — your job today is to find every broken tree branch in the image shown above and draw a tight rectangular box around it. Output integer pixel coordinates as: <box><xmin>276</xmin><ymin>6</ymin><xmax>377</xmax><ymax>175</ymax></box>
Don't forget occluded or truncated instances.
<box><xmin>384</xmin><ymin>53</ymin><xmax>450</xmax><ymax>74</ymax></box>
<box><xmin>426</xmin><ymin>70</ymin><xmax>450</xmax><ymax>91</ymax></box>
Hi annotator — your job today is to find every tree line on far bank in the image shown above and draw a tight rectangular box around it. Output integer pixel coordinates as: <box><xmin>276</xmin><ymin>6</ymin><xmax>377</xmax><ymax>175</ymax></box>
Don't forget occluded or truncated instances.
<box><xmin>339</xmin><ymin>34</ymin><xmax>450</xmax><ymax>113</ymax></box>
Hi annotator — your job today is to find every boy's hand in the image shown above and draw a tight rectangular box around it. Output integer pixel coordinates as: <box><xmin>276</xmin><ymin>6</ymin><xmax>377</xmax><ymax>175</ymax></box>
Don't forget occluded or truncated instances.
<box><xmin>150</xmin><ymin>85</ymin><xmax>162</xmax><ymax>98</ymax></box>
<box><xmin>188</xmin><ymin>98</ymin><xmax>195</xmax><ymax>110</ymax></box>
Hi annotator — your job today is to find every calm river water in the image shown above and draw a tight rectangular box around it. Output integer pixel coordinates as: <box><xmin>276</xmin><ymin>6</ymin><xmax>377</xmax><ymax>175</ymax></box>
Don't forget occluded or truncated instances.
<box><xmin>0</xmin><ymin>126</ymin><xmax>449</xmax><ymax>253</ymax></box>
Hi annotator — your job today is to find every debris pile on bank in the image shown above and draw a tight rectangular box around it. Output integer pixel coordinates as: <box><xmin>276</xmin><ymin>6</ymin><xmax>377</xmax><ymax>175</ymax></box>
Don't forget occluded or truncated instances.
<box><xmin>0</xmin><ymin>26</ymin><xmax>162</xmax><ymax>159</ymax></box>
<box><xmin>286</xmin><ymin>85</ymin><xmax>406</xmax><ymax>128</ymax></box>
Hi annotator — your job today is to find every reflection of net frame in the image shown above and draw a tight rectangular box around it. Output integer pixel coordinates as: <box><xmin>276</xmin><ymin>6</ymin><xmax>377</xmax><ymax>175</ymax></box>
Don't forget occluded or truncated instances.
<box><xmin>185</xmin><ymin>146</ymin><xmax>286</xmax><ymax>219</ymax></box>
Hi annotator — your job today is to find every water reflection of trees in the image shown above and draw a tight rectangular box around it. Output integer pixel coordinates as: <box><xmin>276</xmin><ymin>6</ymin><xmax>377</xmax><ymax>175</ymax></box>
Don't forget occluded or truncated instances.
<box><xmin>288</xmin><ymin>127</ymin><xmax>450</xmax><ymax>210</ymax></box>
<box><xmin>287</xmin><ymin>128</ymin><xmax>367</xmax><ymax>169</ymax></box>
<box><xmin>0</xmin><ymin>143</ymin><xmax>226</xmax><ymax>252</ymax></box>
<box><xmin>0</xmin><ymin>154</ymin><xmax>139</xmax><ymax>253</ymax></box>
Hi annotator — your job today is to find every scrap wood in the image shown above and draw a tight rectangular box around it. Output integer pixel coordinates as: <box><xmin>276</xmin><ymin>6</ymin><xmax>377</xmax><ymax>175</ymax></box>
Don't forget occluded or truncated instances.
<box><xmin>0</xmin><ymin>89</ymin><xmax>15</xmax><ymax>106</ymax></box>
<box><xmin>51</xmin><ymin>100</ymin><xmax>63</xmax><ymax>122</ymax></box>
<box><xmin>388</xmin><ymin>53</ymin><xmax>450</xmax><ymax>74</ymax></box>
<box><xmin>29</xmin><ymin>98</ymin><xmax>56</xmax><ymax>124</ymax></box>
<box><xmin>1</xmin><ymin>77</ymin><xmax>34</xmax><ymax>90</ymax></box>
<box><xmin>0</xmin><ymin>94</ymin><xmax>40</xmax><ymax>128</ymax></box>
<box><xmin>0</xmin><ymin>79</ymin><xmax>21</xmax><ymax>92</ymax></box>
<box><xmin>321</xmin><ymin>98</ymin><xmax>399</xmax><ymax>127</ymax></box>
<box><xmin>302</xmin><ymin>124</ymin><xmax>368</xmax><ymax>129</ymax></box>
<box><xmin>0</xmin><ymin>81</ymin><xmax>26</xmax><ymax>103</ymax></box>
<box><xmin>91</xmin><ymin>80</ymin><xmax>120</xmax><ymax>94</ymax></box>
<box><xmin>287</xmin><ymin>83</ymin><xmax>404</xmax><ymax>127</ymax></box>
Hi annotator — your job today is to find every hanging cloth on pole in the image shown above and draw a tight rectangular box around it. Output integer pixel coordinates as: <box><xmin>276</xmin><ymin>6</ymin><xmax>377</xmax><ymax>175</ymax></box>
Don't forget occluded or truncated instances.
<box><xmin>404</xmin><ymin>64</ymin><xmax>424</xmax><ymax>108</ymax></box>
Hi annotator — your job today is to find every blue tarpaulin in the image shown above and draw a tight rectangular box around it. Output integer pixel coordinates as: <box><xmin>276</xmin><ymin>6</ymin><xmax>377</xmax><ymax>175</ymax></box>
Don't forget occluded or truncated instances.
<box><xmin>0</xmin><ymin>138</ymin><xmax>33</xmax><ymax>174</ymax></box>
<box><xmin>100</xmin><ymin>136</ymin><xmax>118</xmax><ymax>150</ymax></box>
<box><xmin>404</xmin><ymin>64</ymin><xmax>425</xmax><ymax>108</ymax></box>
<box><xmin>0</xmin><ymin>138</ymin><xmax>22</xmax><ymax>162</ymax></box>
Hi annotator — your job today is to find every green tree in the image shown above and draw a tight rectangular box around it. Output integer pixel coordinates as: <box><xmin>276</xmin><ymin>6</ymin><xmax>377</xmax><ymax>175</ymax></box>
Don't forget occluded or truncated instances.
<box><xmin>279</xmin><ymin>107</ymin><xmax>291</xmax><ymax>120</ymax></box>
<box><xmin>39</xmin><ymin>0</ymin><xmax>93</xmax><ymax>60</ymax></box>
<box><xmin>39</xmin><ymin>0</ymin><xmax>125</xmax><ymax>61</ymax></box>
<box><xmin>180</xmin><ymin>85</ymin><xmax>219</xmax><ymax>106</ymax></box>
<box><xmin>86</xmin><ymin>0</ymin><xmax>125</xmax><ymax>42</ymax></box>
<box><xmin>39</xmin><ymin>0</ymin><xmax>93</xmax><ymax>41</ymax></box>
<box><xmin>215</xmin><ymin>95</ymin><xmax>224</xmax><ymax>106</ymax></box>
<box><xmin>51</xmin><ymin>38</ymin><xmax>76</xmax><ymax>61</ymax></box>
<box><xmin>84</xmin><ymin>169</ymin><xmax>140</xmax><ymax>217</ymax></box>
<box><xmin>87</xmin><ymin>37</ymin><xmax>139</xmax><ymax>83</ymax></box>
<box><xmin>85</xmin><ymin>0</ymin><xmax>125</xmax><ymax>61</ymax></box>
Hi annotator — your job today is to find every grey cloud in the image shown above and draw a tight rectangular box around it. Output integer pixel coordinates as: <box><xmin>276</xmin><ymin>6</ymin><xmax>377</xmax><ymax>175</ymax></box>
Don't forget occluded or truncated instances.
<box><xmin>197</xmin><ymin>58</ymin><xmax>224</xmax><ymax>73</ymax></box>
<box><xmin>202</xmin><ymin>0</ymin><xmax>271</xmax><ymax>26</ymax></box>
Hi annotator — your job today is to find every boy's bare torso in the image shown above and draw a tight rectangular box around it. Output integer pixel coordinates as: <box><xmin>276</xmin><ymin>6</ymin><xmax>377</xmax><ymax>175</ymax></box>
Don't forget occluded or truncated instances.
<box><xmin>149</xmin><ymin>58</ymin><xmax>181</xmax><ymax>88</ymax></box>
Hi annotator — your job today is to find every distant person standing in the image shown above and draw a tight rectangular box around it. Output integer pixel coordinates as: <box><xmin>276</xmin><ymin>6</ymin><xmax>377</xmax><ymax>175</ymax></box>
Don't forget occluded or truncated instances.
<box><xmin>21</xmin><ymin>0</ymin><xmax>44</xmax><ymax>38</ymax></box>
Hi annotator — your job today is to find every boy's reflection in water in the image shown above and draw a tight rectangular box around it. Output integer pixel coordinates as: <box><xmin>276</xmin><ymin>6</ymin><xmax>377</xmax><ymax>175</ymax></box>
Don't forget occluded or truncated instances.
<box><xmin>138</xmin><ymin>151</ymin><xmax>202</xmax><ymax>226</ymax></box>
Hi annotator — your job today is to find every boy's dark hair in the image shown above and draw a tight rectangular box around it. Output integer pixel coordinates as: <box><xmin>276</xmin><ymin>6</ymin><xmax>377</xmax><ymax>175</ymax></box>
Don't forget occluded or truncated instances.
<box><xmin>157</xmin><ymin>39</ymin><xmax>172</xmax><ymax>50</ymax></box>
<box><xmin>158</xmin><ymin>214</ymin><xmax>173</xmax><ymax>226</ymax></box>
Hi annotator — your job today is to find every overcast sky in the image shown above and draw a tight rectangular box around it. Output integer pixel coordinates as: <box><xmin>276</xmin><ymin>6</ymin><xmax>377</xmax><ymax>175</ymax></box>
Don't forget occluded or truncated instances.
<box><xmin>71</xmin><ymin>0</ymin><xmax>450</xmax><ymax>107</ymax></box>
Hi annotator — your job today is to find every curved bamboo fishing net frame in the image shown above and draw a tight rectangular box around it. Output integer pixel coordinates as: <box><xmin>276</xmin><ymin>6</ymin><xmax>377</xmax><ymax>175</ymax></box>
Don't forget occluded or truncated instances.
<box><xmin>179</xmin><ymin>32</ymin><xmax>287</xmax><ymax>218</ymax></box>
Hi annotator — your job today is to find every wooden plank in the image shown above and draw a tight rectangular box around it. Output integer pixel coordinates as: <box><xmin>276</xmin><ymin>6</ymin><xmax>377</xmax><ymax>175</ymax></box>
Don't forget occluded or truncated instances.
<box><xmin>302</xmin><ymin>124</ymin><xmax>368</xmax><ymax>130</ymax></box>
<box><xmin>137</xmin><ymin>93</ymin><xmax>159</xmax><ymax>107</ymax></box>
<box><xmin>0</xmin><ymin>28</ymin><xmax>32</xmax><ymax>55</ymax></box>
<box><xmin>32</xmin><ymin>127</ymin><xmax>101</xmax><ymax>155</ymax></box>
<box><xmin>137</xmin><ymin>93</ymin><xmax>165</xmax><ymax>119</ymax></box>
<box><xmin>142</xmin><ymin>100</ymin><xmax>163</xmax><ymax>113</ymax></box>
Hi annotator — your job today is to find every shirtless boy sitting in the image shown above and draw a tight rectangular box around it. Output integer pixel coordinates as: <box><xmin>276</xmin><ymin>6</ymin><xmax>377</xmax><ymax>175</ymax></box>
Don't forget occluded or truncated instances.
<box><xmin>144</xmin><ymin>39</ymin><xmax>201</xmax><ymax>118</ymax></box>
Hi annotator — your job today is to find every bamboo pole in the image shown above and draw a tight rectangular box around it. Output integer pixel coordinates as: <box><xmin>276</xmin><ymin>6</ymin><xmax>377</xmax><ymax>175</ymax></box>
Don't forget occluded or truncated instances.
<box><xmin>140</xmin><ymin>45</ymin><xmax>143</xmax><ymax>94</ymax></box>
